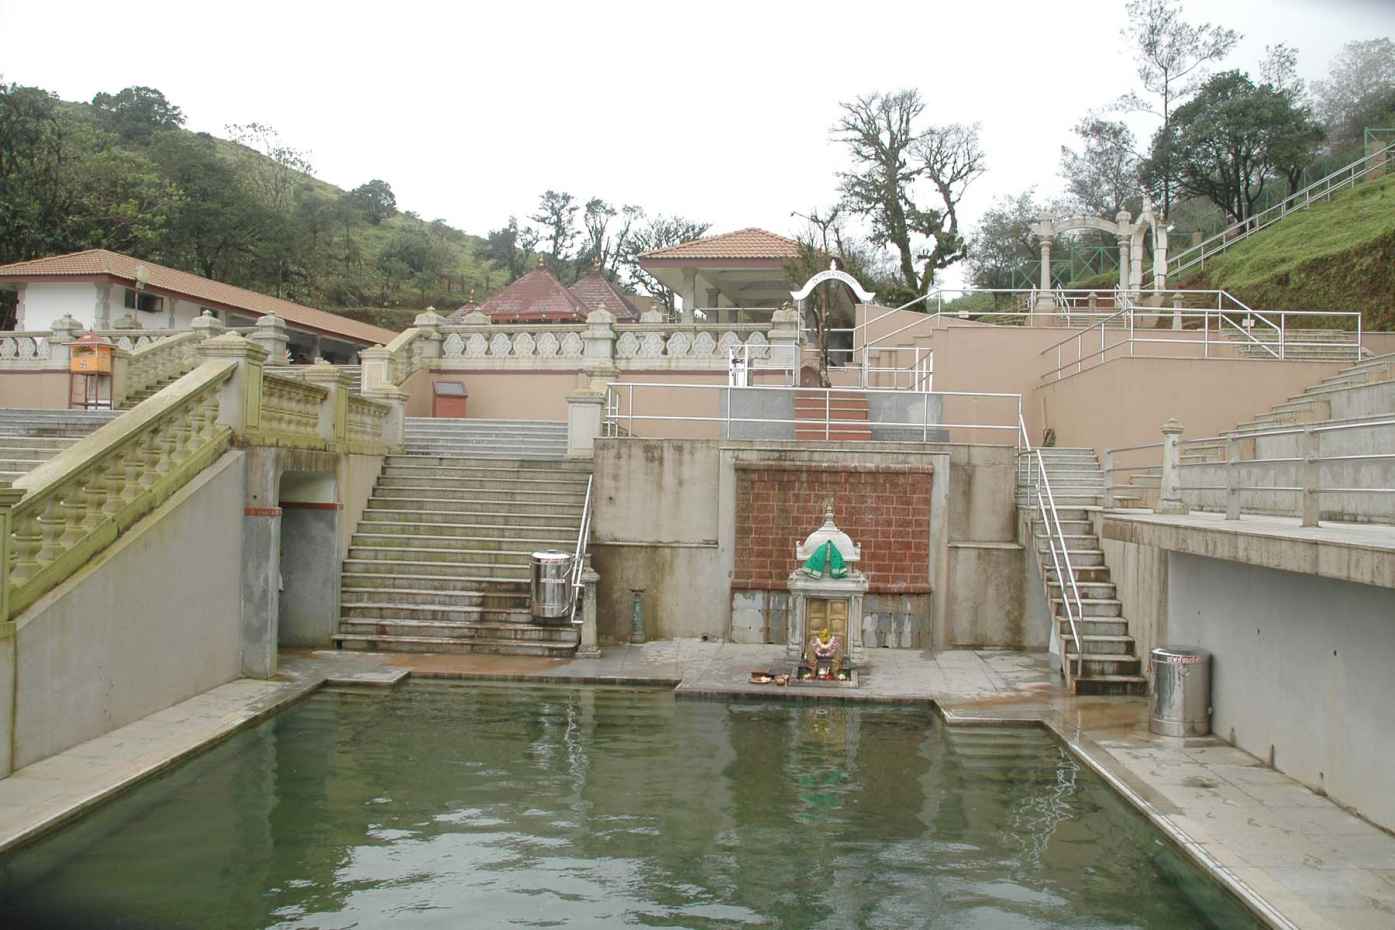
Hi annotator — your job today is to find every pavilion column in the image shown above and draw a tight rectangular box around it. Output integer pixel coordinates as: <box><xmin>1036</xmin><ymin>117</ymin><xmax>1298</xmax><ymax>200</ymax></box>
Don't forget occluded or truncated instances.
<box><xmin>1115</xmin><ymin>211</ymin><xmax>1132</xmax><ymax>292</ymax></box>
<box><xmin>12</xmin><ymin>284</ymin><xmax>25</xmax><ymax>329</ymax></box>
<box><xmin>1039</xmin><ymin>240</ymin><xmax>1052</xmax><ymax>292</ymax></box>
<box><xmin>94</xmin><ymin>283</ymin><xmax>112</xmax><ymax>329</ymax></box>
<box><xmin>681</xmin><ymin>269</ymin><xmax>697</xmax><ymax>323</ymax></box>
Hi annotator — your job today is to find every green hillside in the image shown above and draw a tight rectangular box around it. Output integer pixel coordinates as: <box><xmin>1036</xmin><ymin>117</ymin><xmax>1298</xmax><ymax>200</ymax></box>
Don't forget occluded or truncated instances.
<box><xmin>1181</xmin><ymin>171</ymin><xmax>1395</xmax><ymax>330</ymax></box>
<box><xmin>2</xmin><ymin>84</ymin><xmax>508</xmax><ymax>329</ymax></box>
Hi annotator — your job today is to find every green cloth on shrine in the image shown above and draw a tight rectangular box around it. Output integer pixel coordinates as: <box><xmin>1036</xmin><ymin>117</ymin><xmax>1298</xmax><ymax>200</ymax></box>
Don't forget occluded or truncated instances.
<box><xmin>802</xmin><ymin>540</ymin><xmax>848</xmax><ymax>579</ymax></box>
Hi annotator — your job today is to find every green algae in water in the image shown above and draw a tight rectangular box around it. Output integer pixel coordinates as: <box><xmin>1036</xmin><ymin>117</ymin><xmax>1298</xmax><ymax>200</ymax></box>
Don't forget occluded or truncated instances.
<box><xmin>0</xmin><ymin>683</ymin><xmax>1262</xmax><ymax>929</ymax></box>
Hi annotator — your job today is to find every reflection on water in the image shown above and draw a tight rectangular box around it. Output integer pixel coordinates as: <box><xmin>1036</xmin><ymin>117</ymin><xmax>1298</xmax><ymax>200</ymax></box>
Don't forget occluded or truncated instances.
<box><xmin>0</xmin><ymin>684</ymin><xmax>1260</xmax><ymax>929</ymax></box>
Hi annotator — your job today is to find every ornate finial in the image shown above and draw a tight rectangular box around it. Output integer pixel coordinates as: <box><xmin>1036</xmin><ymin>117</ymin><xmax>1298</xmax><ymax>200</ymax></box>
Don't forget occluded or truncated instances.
<box><xmin>468</xmin><ymin>287</ymin><xmax>476</xmax><ymax>304</ymax></box>
<box><xmin>536</xmin><ymin>255</ymin><xmax>545</xmax><ymax>269</ymax></box>
<box><xmin>829</xmin><ymin>257</ymin><xmax>839</xmax><ymax>271</ymax></box>
<box><xmin>823</xmin><ymin>500</ymin><xmax>836</xmax><ymax>525</ymax></box>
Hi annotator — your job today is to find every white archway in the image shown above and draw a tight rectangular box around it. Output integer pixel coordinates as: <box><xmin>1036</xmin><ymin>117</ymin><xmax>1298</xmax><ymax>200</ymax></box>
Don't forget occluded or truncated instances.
<box><xmin>1032</xmin><ymin>200</ymin><xmax>1169</xmax><ymax>295</ymax></box>
<box><xmin>790</xmin><ymin>260</ymin><xmax>877</xmax><ymax>304</ymax></box>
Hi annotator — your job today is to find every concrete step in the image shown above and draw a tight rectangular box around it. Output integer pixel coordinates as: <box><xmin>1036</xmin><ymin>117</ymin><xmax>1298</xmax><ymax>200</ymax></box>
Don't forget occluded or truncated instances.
<box><xmin>341</xmin><ymin>571</ymin><xmax>529</xmax><ymax>593</ymax></box>
<box><xmin>374</xmin><ymin>475</ymin><xmax>589</xmax><ymax>495</ymax></box>
<box><xmin>339</xmin><ymin>618</ymin><xmax>574</xmax><ymax>640</ymax></box>
<box><xmin>1073</xmin><ymin>673</ymin><xmax>1148</xmax><ymax>696</ymax></box>
<box><xmin>339</xmin><ymin>602</ymin><xmax>529</xmax><ymax>623</ymax></box>
<box><xmin>1056</xmin><ymin>616</ymin><xmax>1130</xmax><ymax>637</ymax></box>
<box><xmin>334</xmin><ymin>633</ymin><xmax>578</xmax><ymax>657</ymax></box>
<box><xmin>351</xmin><ymin>533</ymin><xmax>574</xmax><ymax>552</ymax></box>
<box><xmin>341</xmin><ymin>559</ymin><xmax>530</xmax><ymax>580</ymax></box>
<box><xmin>1046</xmin><ymin>580</ymin><xmax>1117</xmax><ymax>599</ymax></box>
<box><xmin>346</xmin><ymin>547</ymin><xmax>538</xmax><ymax>567</ymax></box>
<box><xmin>354</xmin><ymin>522</ymin><xmax>579</xmax><ymax>540</ymax></box>
<box><xmin>1050</xmin><ymin>597</ymin><xmax>1122</xmax><ymax>618</ymax></box>
<box><xmin>371</xmin><ymin>485</ymin><xmax>586</xmax><ymax>503</ymax></box>
<box><xmin>1063</xmin><ymin>633</ymin><xmax>1136</xmax><ymax>655</ymax></box>
<box><xmin>1032</xmin><ymin>519</ymin><xmax>1092</xmax><ymax>535</ymax></box>
<box><xmin>0</xmin><ymin>436</ymin><xmax>79</xmax><ymax>451</ymax></box>
<box><xmin>340</xmin><ymin>586</ymin><xmax>496</xmax><ymax>606</ymax></box>
<box><xmin>386</xmin><ymin>454</ymin><xmax>588</xmax><ymax>472</ymax></box>
<box><xmin>366</xmin><ymin>496</ymin><xmax>576</xmax><ymax>516</ymax></box>
<box><xmin>379</xmin><ymin>465</ymin><xmax>590</xmax><ymax>487</ymax></box>
<box><xmin>360</xmin><ymin>509</ymin><xmax>579</xmax><ymax>528</ymax></box>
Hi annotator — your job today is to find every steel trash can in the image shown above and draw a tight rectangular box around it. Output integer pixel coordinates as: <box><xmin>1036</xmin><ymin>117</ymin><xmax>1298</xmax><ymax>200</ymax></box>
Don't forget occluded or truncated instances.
<box><xmin>530</xmin><ymin>550</ymin><xmax>573</xmax><ymax>622</ymax></box>
<box><xmin>1150</xmin><ymin>646</ymin><xmax>1212</xmax><ymax>737</ymax></box>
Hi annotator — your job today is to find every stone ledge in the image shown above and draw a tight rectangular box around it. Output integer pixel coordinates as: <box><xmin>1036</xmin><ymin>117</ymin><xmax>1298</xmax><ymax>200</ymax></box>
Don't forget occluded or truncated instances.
<box><xmin>1101</xmin><ymin>510</ymin><xmax>1395</xmax><ymax>590</ymax></box>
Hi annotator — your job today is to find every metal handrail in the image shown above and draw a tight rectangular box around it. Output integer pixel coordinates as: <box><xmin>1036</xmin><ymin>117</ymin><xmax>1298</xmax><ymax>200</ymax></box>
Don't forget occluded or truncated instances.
<box><xmin>568</xmin><ymin>474</ymin><xmax>594</xmax><ymax>625</ymax></box>
<box><xmin>1018</xmin><ymin>416</ymin><xmax>1086</xmax><ymax>692</ymax></box>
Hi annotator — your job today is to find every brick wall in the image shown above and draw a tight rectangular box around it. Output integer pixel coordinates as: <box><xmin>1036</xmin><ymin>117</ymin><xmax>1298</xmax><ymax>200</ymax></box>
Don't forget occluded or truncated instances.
<box><xmin>732</xmin><ymin>463</ymin><xmax>932</xmax><ymax>593</ymax></box>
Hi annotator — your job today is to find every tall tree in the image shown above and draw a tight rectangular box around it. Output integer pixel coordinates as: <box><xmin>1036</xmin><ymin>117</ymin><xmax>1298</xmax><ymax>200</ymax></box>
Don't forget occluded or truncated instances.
<box><xmin>348</xmin><ymin>179</ymin><xmax>396</xmax><ymax>224</ymax></box>
<box><xmin>1058</xmin><ymin>118</ymin><xmax>1141</xmax><ymax>217</ymax></box>
<box><xmin>484</xmin><ymin>216</ymin><xmax>539</xmax><ymax>283</ymax></box>
<box><xmin>529</xmin><ymin>189</ymin><xmax>579</xmax><ymax>278</ymax></box>
<box><xmin>620</xmin><ymin>215</ymin><xmax>710</xmax><ymax>313</ymax></box>
<box><xmin>1313</xmin><ymin>38</ymin><xmax>1395</xmax><ymax>150</ymax></box>
<box><xmin>966</xmin><ymin>191</ymin><xmax>1050</xmax><ymax>290</ymax></box>
<box><xmin>579</xmin><ymin>199</ymin><xmax>641</xmax><ymax>278</ymax></box>
<box><xmin>833</xmin><ymin>90</ymin><xmax>984</xmax><ymax>292</ymax></box>
<box><xmin>1118</xmin><ymin>0</ymin><xmax>1241</xmax><ymax>217</ymax></box>
<box><xmin>90</xmin><ymin>86</ymin><xmax>185</xmax><ymax>144</ymax></box>
<box><xmin>1147</xmin><ymin>70</ymin><xmax>1323</xmax><ymax>222</ymax></box>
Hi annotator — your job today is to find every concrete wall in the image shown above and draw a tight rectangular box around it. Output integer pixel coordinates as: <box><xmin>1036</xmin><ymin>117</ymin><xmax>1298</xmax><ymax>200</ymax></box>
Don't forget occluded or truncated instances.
<box><xmin>0</xmin><ymin>371</ymin><xmax>69</xmax><ymax>409</ymax></box>
<box><xmin>1037</xmin><ymin>356</ymin><xmax>1343</xmax><ymax>454</ymax></box>
<box><xmin>1168</xmin><ymin>552</ymin><xmax>1395</xmax><ymax>832</ymax></box>
<box><xmin>10</xmin><ymin>451</ymin><xmax>245</xmax><ymax>769</ymax></box>
<box><xmin>1099</xmin><ymin>527</ymin><xmax>1169</xmax><ymax>685</ymax></box>
<box><xmin>21</xmin><ymin>282</ymin><xmax>97</xmax><ymax>331</ymax></box>
<box><xmin>591</xmin><ymin>438</ymin><xmax>1025</xmax><ymax>650</ymax></box>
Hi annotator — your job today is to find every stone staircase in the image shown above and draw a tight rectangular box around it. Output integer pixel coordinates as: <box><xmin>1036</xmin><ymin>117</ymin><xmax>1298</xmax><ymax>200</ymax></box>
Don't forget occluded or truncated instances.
<box><xmin>0</xmin><ymin>408</ymin><xmax>119</xmax><ymax>482</ymax></box>
<box><xmin>1020</xmin><ymin>448</ymin><xmax>1146</xmax><ymax>695</ymax></box>
<box><xmin>794</xmin><ymin>391</ymin><xmax>871</xmax><ymax>441</ymax></box>
<box><xmin>403</xmin><ymin>417</ymin><xmax>568</xmax><ymax>459</ymax></box>
<box><xmin>333</xmin><ymin>418</ymin><xmax>588</xmax><ymax>656</ymax></box>
<box><xmin>1223</xmin><ymin>327</ymin><xmax>1368</xmax><ymax>361</ymax></box>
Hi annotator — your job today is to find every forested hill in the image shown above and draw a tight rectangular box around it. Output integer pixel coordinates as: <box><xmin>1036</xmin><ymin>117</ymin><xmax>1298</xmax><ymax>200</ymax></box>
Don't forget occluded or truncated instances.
<box><xmin>0</xmin><ymin>83</ymin><xmax>505</xmax><ymax>322</ymax></box>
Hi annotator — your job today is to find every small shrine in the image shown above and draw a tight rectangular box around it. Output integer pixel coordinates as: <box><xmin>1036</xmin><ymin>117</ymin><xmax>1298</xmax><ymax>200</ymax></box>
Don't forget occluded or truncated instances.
<box><xmin>787</xmin><ymin>504</ymin><xmax>868</xmax><ymax>687</ymax></box>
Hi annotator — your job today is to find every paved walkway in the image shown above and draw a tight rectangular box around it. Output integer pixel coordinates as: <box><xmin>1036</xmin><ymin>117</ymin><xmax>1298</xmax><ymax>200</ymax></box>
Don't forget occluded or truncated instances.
<box><xmin>1</xmin><ymin>642</ymin><xmax>1391</xmax><ymax>930</ymax></box>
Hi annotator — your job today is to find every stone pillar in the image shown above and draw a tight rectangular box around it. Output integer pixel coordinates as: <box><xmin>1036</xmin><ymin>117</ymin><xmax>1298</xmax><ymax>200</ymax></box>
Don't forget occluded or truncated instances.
<box><xmin>1039</xmin><ymin>239</ymin><xmax>1052</xmax><ymax>292</ymax></box>
<box><xmin>240</xmin><ymin>446</ymin><xmax>281</xmax><ymax>680</ymax></box>
<box><xmin>1171</xmin><ymin>294</ymin><xmax>1184</xmax><ymax>331</ymax></box>
<box><xmin>1300</xmin><ymin>427</ymin><xmax>1321</xmax><ymax>528</ymax></box>
<box><xmin>197</xmin><ymin>332</ymin><xmax>268</xmax><ymax>436</ymax></box>
<box><xmin>47</xmin><ymin>315</ymin><xmax>83</xmax><ymax>369</ymax></box>
<box><xmin>1114</xmin><ymin>210</ymin><xmax>1132</xmax><ymax>292</ymax></box>
<box><xmin>1153</xmin><ymin>227</ymin><xmax>1168</xmax><ymax>292</ymax></box>
<box><xmin>1154</xmin><ymin>418</ymin><xmax>1189</xmax><ymax>515</ymax></box>
<box><xmin>566</xmin><ymin>388</ymin><xmax>606</xmax><ymax>458</ymax></box>
<box><xmin>582</xmin><ymin>303</ymin><xmax>617</xmax><ymax>390</ymax></box>
<box><xmin>94</xmin><ymin>282</ymin><xmax>112</xmax><ymax>329</ymax></box>
<box><xmin>411</xmin><ymin>309</ymin><xmax>447</xmax><ymax>368</ymax></box>
<box><xmin>249</xmin><ymin>314</ymin><xmax>290</xmax><ymax>365</ymax></box>
<box><xmin>109</xmin><ymin>346</ymin><xmax>132</xmax><ymax>409</ymax></box>
<box><xmin>360</xmin><ymin>345</ymin><xmax>390</xmax><ymax>392</ymax></box>
<box><xmin>681</xmin><ymin>269</ymin><xmax>698</xmax><ymax>323</ymax></box>
<box><xmin>302</xmin><ymin>360</ymin><xmax>349</xmax><ymax>447</ymax></box>
<box><xmin>365</xmin><ymin>385</ymin><xmax>408</xmax><ymax>449</ymax></box>
<box><xmin>189</xmin><ymin>309</ymin><xmax>226</xmax><ymax>342</ymax></box>
<box><xmin>577</xmin><ymin>561</ymin><xmax>601</xmax><ymax>658</ymax></box>
<box><xmin>768</xmin><ymin>303</ymin><xmax>801</xmax><ymax>384</ymax></box>
<box><xmin>1130</xmin><ymin>229</ymin><xmax>1146</xmax><ymax>296</ymax></box>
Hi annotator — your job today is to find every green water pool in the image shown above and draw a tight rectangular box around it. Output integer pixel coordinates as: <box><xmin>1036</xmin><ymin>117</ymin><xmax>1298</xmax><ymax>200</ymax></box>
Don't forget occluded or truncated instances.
<box><xmin>0</xmin><ymin>683</ymin><xmax>1261</xmax><ymax>929</ymax></box>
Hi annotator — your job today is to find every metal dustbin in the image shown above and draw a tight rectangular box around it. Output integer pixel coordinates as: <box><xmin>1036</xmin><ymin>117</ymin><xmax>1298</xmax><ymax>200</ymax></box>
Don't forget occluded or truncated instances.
<box><xmin>530</xmin><ymin>550</ymin><xmax>573</xmax><ymax>622</ymax></box>
<box><xmin>1150</xmin><ymin>646</ymin><xmax>1212</xmax><ymax>737</ymax></box>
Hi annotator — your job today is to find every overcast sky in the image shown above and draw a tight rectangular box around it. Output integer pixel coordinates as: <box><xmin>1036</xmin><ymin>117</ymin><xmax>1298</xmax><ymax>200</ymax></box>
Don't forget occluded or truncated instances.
<box><xmin>4</xmin><ymin>0</ymin><xmax>1394</xmax><ymax>286</ymax></box>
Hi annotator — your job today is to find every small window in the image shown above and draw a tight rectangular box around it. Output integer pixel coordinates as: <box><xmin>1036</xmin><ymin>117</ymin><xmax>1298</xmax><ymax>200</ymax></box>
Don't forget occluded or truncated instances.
<box><xmin>123</xmin><ymin>289</ymin><xmax>164</xmax><ymax>313</ymax></box>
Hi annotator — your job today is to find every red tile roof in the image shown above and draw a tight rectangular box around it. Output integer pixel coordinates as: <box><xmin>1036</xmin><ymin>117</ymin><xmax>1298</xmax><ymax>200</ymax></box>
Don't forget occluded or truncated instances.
<box><xmin>448</xmin><ymin>267</ymin><xmax>585</xmax><ymax>323</ymax></box>
<box><xmin>641</xmin><ymin>227</ymin><xmax>802</xmax><ymax>262</ymax></box>
<box><xmin>568</xmin><ymin>268</ymin><xmax>637</xmax><ymax>320</ymax></box>
<box><xmin>0</xmin><ymin>249</ymin><xmax>398</xmax><ymax>345</ymax></box>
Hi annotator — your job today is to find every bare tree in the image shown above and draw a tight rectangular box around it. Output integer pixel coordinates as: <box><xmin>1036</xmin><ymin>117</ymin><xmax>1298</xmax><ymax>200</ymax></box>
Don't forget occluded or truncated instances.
<box><xmin>620</xmin><ymin>215</ymin><xmax>710</xmax><ymax>313</ymax></box>
<box><xmin>580</xmin><ymin>199</ymin><xmax>642</xmax><ymax>278</ymax></box>
<box><xmin>529</xmin><ymin>190</ymin><xmax>579</xmax><ymax>278</ymax></box>
<box><xmin>1118</xmin><ymin>0</ymin><xmax>1241</xmax><ymax>217</ymax></box>
<box><xmin>1058</xmin><ymin>118</ymin><xmax>1141</xmax><ymax>217</ymax></box>
<box><xmin>833</xmin><ymin>90</ymin><xmax>984</xmax><ymax>292</ymax></box>
<box><xmin>1313</xmin><ymin>38</ymin><xmax>1395</xmax><ymax>148</ymax></box>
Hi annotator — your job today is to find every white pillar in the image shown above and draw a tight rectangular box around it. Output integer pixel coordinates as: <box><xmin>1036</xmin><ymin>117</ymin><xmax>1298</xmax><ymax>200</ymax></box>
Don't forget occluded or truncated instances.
<box><xmin>1039</xmin><ymin>239</ymin><xmax>1052</xmax><ymax>292</ymax></box>
<box><xmin>1154</xmin><ymin>418</ymin><xmax>1189</xmax><ymax>515</ymax></box>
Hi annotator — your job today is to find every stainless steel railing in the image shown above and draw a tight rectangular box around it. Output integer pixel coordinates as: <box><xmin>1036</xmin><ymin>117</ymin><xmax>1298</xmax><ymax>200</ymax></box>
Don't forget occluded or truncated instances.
<box><xmin>1018</xmin><ymin>416</ymin><xmax>1086</xmax><ymax>692</ymax></box>
<box><xmin>569</xmin><ymin>474</ymin><xmax>594</xmax><ymax>625</ymax></box>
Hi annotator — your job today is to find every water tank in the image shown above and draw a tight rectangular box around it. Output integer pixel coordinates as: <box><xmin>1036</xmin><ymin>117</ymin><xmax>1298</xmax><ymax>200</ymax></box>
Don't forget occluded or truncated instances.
<box><xmin>1150</xmin><ymin>646</ymin><xmax>1212</xmax><ymax>737</ymax></box>
<box><xmin>530</xmin><ymin>550</ymin><xmax>573</xmax><ymax>621</ymax></box>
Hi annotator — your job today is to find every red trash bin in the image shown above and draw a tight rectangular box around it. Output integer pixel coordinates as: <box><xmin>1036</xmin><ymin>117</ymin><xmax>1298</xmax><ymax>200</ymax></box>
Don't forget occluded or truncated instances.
<box><xmin>432</xmin><ymin>381</ymin><xmax>468</xmax><ymax>418</ymax></box>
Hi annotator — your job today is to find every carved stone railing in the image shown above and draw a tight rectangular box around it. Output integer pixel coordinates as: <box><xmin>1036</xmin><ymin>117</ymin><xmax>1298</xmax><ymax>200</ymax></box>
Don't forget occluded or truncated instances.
<box><xmin>0</xmin><ymin>333</ymin><xmax>51</xmax><ymax>368</ymax></box>
<box><xmin>346</xmin><ymin>394</ymin><xmax>392</xmax><ymax>454</ymax></box>
<box><xmin>440</xmin><ymin>323</ymin><xmax>587</xmax><ymax>363</ymax></box>
<box><xmin>613</xmin><ymin>323</ymin><xmax>770</xmax><ymax>367</ymax></box>
<box><xmin>254</xmin><ymin>374</ymin><xmax>329</xmax><ymax>448</ymax></box>
<box><xmin>118</xmin><ymin>331</ymin><xmax>203</xmax><ymax>406</ymax></box>
<box><xmin>4</xmin><ymin>360</ymin><xmax>236</xmax><ymax>618</ymax></box>
<box><xmin>98</xmin><ymin>329</ymin><xmax>179</xmax><ymax>351</ymax></box>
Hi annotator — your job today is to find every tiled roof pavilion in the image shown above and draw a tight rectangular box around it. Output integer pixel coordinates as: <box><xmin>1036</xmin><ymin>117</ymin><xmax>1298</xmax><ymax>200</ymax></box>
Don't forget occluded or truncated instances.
<box><xmin>450</xmin><ymin>264</ymin><xmax>638</xmax><ymax>323</ymax></box>
<box><xmin>639</xmin><ymin>227</ymin><xmax>803</xmax><ymax>313</ymax></box>
<box><xmin>0</xmin><ymin>249</ymin><xmax>398</xmax><ymax>345</ymax></box>
<box><xmin>641</xmin><ymin>227</ymin><xmax>801</xmax><ymax>264</ymax></box>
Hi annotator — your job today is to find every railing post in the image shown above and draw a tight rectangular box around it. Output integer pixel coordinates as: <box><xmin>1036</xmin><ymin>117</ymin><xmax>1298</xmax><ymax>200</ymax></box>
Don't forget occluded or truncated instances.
<box><xmin>301</xmin><ymin>360</ymin><xmax>349</xmax><ymax>448</ymax></box>
<box><xmin>1225</xmin><ymin>435</ymin><xmax>1242</xmax><ymax>520</ymax></box>
<box><xmin>196</xmin><ymin>333</ymin><xmax>267</xmax><ymax>437</ymax></box>
<box><xmin>364</xmin><ymin>385</ymin><xmax>408</xmax><ymax>450</ymax></box>
<box><xmin>582</xmin><ymin>303</ymin><xmax>617</xmax><ymax>391</ymax></box>
<box><xmin>1155</xmin><ymin>418</ymin><xmax>1189</xmax><ymax>515</ymax></box>
<box><xmin>411</xmin><ymin>308</ymin><xmax>446</xmax><ymax>368</ymax></box>
<box><xmin>47</xmin><ymin>315</ymin><xmax>83</xmax><ymax>372</ymax></box>
<box><xmin>360</xmin><ymin>345</ymin><xmax>390</xmax><ymax>392</ymax></box>
<box><xmin>566</xmin><ymin>384</ymin><xmax>606</xmax><ymax>459</ymax></box>
<box><xmin>576</xmin><ymin>558</ymin><xmax>602</xmax><ymax>659</ymax></box>
<box><xmin>189</xmin><ymin>309</ymin><xmax>226</xmax><ymax>343</ymax></box>
<box><xmin>1301</xmin><ymin>427</ymin><xmax>1321</xmax><ymax>528</ymax></box>
<box><xmin>249</xmin><ymin>314</ymin><xmax>290</xmax><ymax>365</ymax></box>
